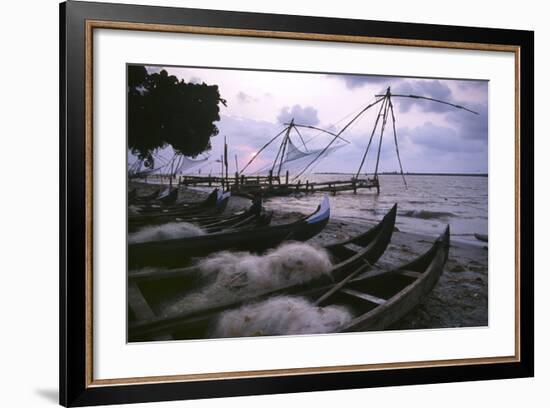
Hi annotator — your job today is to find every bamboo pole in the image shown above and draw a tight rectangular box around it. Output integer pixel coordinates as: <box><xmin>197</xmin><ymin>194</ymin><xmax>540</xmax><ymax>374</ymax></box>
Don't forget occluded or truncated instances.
<box><xmin>240</xmin><ymin>127</ymin><xmax>287</xmax><ymax>175</ymax></box>
<box><xmin>220</xmin><ymin>155</ymin><xmax>224</xmax><ymax>189</ymax></box>
<box><xmin>292</xmin><ymin>125</ymin><xmax>309</xmax><ymax>150</ymax></box>
<box><xmin>374</xmin><ymin>90</ymin><xmax>391</xmax><ymax>179</ymax></box>
<box><xmin>224</xmin><ymin>136</ymin><xmax>229</xmax><ymax>187</ymax></box>
<box><xmin>388</xmin><ymin>98</ymin><xmax>408</xmax><ymax>188</ymax></box>
<box><xmin>354</xmin><ymin>95</ymin><xmax>387</xmax><ymax>179</ymax></box>
<box><xmin>295</xmin><ymin>97</ymin><xmax>385</xmax><ymax>180</ymax></box>
<box><xmin>288</xmin><ymin>123</ymin><xmax>350</xmax><ymax>144</ymax></box>
<box><xmin>375</xmin><ymin>93</ymin><xmax>479</xmax><ymax>115</ymax></box>
<box><xmin>272</xmin><ymin>119</ymin><xmax>293</xmax><ymax>177</ymax></box>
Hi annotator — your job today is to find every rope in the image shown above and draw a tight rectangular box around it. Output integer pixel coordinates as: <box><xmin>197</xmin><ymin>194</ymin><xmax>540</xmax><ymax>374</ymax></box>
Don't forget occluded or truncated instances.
<box><xmin>239</xmin><ymin>127</ymin><xmax>288</xmax><ymax>175</ymax></box>
<box><xmin>303</xmin><ymin>98</ymin><xmax>376</xmax><ymax>145</ymax></box>
<box><xmin>377</xmin><ymin>93</ymin><xmax>479</xmax><ymax>115</ymax></box>
<box><xmin>292</xmin><ymin>125</ymin><xmax>308</xmax><ymax>151</ymax></box>
<box><xmin>295</xmin><ymin>97</ymin><xmax>385</xmax><ymax>181</ymax></box>
<box><xmin>354</xmin><ymin>97</ymin><xmax>387</xmax><ymax>179</ymax></box>
<box><xmin>388</xmin><ymin>99</ymin><xmax>407</xmax><ymax>188</ymax></box>
<box><xmin>374</xmin><ymin>96</ymin><xmax>390</xmax><ymax>177</ymax></box>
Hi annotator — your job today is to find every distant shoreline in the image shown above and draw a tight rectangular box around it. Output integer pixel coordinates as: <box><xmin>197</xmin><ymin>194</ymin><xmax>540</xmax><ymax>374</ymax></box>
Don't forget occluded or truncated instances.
<box><xmin>314</xmin><ymin>172</ymin><xmax>488</xmax><ymax>177</ymax></box>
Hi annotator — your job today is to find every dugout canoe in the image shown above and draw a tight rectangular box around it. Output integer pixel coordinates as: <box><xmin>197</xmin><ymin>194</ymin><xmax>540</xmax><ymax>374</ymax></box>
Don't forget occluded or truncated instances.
<box><xmin>128</xmin><ymin>203</ymin><xmax>398</xmax><ymax>341</ymax></box>
<box><xmin>128</xmin><ymin>191</ymin><xmax>230</xmax><ymax>229</ymax></box>
<box><xmin>128</xmin><ymin>195</ymin><xmax>332</xmax><ymax>269</ymax></box>
<box><xmin>134</xmin><ymin>188</ymin><xmax>220</xmax><ymax>214</ymax></box>
<box><xmin>129</xmin><ymin>188</ymin><xmax>161</xmax><ymax>204</ymax></box>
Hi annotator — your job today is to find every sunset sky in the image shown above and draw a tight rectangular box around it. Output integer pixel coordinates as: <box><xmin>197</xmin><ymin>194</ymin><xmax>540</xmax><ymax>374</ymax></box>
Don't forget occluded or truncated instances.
<box><xmin>141</xmin><ymin>65</ymin><xmax>488</xmax><ymax>175</ymax></box>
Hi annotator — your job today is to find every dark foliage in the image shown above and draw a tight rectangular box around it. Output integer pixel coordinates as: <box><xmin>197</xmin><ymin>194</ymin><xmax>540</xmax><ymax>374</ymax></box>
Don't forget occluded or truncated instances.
<box><xmin>128</xmin><ymin>66</ymin><xmax>226</xmax><ymax>168</ymax></box>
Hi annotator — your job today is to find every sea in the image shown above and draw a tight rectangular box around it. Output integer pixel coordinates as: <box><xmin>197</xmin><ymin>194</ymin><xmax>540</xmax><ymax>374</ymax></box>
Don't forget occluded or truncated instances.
<box><xmin>148</xmin><ymin>172</ymin><xmax>488</xmax><ymax>246</ymax></box>
<box><xmin>265</xmin><ymin>174</ymin><xmax>488</xmax><ymax>246</ymax></box>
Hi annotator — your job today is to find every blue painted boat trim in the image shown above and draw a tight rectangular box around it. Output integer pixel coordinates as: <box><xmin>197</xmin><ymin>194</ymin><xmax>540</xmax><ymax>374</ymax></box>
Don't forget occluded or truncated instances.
<box><xmin>306</xmin><ymin>195</ymin><xmax>330</xmax><ymax>224</ymax></box>
<box><xmin>217</xmin><ymin>190</ymin><xmax>231</xmax><ymax>205</ymax></box>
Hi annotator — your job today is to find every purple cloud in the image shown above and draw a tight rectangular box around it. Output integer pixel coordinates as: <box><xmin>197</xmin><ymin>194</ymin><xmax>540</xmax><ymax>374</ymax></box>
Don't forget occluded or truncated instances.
<box><xmin>391</xmin><ymin>80</ymin><xmax>454</xmax><ymax>113</ymax></box>
<box><xmin>332</xmin><ymin>74</ymin><xmax>402</xmax><ymax>90</ymax></box>
<box><xmin>400</xmin><ymin>122</ymin><xmax>486</xmax><ymax>153</ymax></box>
<box><xmin>277</xmin><ymin>105</ymin><xmax>320</xmax><ymax>126</ymax></box>
<box><xmin>236</xmin><ymin>91</ymin><xmax>254</xmax><ymax>103</ymax></box>
<box><xmin>457</xmin><ymin>80</ymin><xmax>488</xmax><ymax>92</ymax></box>
<box><xmin>445</xmin><ymin>103</ymin><xmax>488</xmax><ymax>141</ymax></box>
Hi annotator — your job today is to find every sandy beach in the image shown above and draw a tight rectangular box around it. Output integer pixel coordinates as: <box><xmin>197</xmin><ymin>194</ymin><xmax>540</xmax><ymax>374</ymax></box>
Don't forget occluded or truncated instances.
<box><xmin>130</xmin><ymin>182</ymin><xmax>488</xmax><ymax>330</ymax></box>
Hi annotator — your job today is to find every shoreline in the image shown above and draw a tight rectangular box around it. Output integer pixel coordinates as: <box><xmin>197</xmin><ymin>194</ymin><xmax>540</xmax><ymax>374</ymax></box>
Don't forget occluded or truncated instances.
<box><xmin>130</xmin><ymin>182</ymin><xmax>488</xmax><ymax>330</ymax></box>
<box><xmin>314</xmin><ymin>172</ymin><xmax>488</xmax><ymax>177</ymax></box>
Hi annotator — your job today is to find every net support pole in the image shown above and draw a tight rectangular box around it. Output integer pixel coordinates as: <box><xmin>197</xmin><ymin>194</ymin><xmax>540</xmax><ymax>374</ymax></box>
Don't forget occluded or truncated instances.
<box><xmin>277</xmin><ymin>118</ymin><xmax>293</xmax><ymax>177</ymax></box>
<box><xmin>239</xmin><ymin>127</ymin><xmax>288</xmax><ymax>175</ymax></box>
<box><xmin>270</xmin><ymin>125</ymin><xmax>289</xmax><ymax>175</ymax></box>
<box><xmin>354</xmin><ymin>95</ymin><xmax>387</xmax><ymax>180</ymax></box>
<box><xmin>388</xmin><ymin>98</ymin><xmax>407</xmax><ymax>188</ymax></box>
<box><xmin>294</xmin><ymin>97</ymin><xmax>385</xmax><ymax>181</ymax></box>
<box><xmin>374</xmin><ymin>89</ymin><xmax>391</xmax><ymax>180</ymax></box>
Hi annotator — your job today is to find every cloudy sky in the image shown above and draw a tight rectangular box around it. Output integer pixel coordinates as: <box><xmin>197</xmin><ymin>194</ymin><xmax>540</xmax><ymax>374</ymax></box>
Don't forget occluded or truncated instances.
<box><xmin>144</xmin><ymin>65</ymin><xmax>488</xmax><ymax>175</ymax></box>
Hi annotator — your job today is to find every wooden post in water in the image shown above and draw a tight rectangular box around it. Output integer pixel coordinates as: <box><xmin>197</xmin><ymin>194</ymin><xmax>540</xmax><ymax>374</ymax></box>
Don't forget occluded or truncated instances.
<box><xmin>305</xmin><ymin>180</ymin><xmax>309</xmax><ymax>193</ymax></box>
<box><xmin>285</xmin><ymin>170</ymin><xmax>289</xmax><ymax>186</ymax></box>
<box><xmin>352</xmin><ymin>179</ymin><xmax>357</xmax><ymax>194</ymax></box>
<box><xmin>268</xmin><ymin>170</ymin><xmax>273</xmax><ymax>190</ymax></box>
<box><xmin>224</xmin><ymin>136</ymin><xmax>229</xmax><ymax>187</ymax></box>
<box><xmin>235</xmin><ymin>172</ymin><xmax>239</xmax><ymax>191</ymax></box>
<box><xmin>220</xmin><ymin>154</ymin><xmax>224</xmax><ymax>189</ymax></box>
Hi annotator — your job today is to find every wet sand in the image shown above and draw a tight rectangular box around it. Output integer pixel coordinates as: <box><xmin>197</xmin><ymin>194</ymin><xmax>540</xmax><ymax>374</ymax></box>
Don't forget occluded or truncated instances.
<box><xmin>130</xmin><ymin>183</ymin><xmax>488</xmax><ymax>330</ymax></box>
<box><xmin>263</xmin><ymin>197</ymin><xmax>488</xmax><ymax>330</ymax></box>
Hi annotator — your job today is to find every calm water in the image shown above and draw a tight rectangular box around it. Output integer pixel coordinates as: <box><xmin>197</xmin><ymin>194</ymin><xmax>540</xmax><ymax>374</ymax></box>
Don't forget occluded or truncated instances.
<box><xmin>149</xmin><ymin>173</ymin><xmax>488</xmax><ymax>245</ymax></box>
<box><xmin>266</xmin><ymin>174</ymin><xmax>488</xmax><ymax>246</ymax></box>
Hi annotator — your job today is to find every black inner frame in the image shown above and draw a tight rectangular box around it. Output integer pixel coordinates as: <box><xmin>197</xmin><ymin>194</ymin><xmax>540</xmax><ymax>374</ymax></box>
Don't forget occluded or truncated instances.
<box><xmin>60</xmin><ymin>1</ymin><xmax>534</xmax><ymax>406</ymax></box>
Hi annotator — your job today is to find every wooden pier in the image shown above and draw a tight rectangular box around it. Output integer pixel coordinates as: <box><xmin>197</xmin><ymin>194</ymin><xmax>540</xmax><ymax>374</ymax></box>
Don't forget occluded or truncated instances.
<box><xmin>178</xmin><ymin>170</ymin><xmax>380</xmax><ymax>196</ymax></box>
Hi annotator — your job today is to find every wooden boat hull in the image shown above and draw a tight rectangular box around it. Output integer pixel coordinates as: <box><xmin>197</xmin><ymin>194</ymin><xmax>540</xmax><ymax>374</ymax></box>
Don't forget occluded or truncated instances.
<box><xmin>128</xmin><ymin>196</ymin><xmax>330</xmax><ymax>269</ymax></box>
<box><xmin>202</xmin><ymin>210</ymin><xmax>271</xmax><ymax>234</ymax></box>
<box><xmin>128</xmin><ymin>191</ymin><xmax>230</xmax><ymax>229</ymax></box>
<box><xmin>129</xmin><ymin>188</ymin><xmax>160</xmax><ymax>204</ymax></box>
<box><xmin>130</xmin><ymin>222</ymin><xmax>447</xmax><ymax>341</ymax></box>
<box><xmin>133</xmin><ymin>189</ymin><xmax>220</xmax><ymax>215</ymax></box>
<box><xmin>157</xmin><ymin>187</ymin><xmax>178</xmax><ymax>204</ymax></box>
<box><xmin>128</xmin><ymin>203</ymin><xmax>397</xmax><ymax>341</ymax></box>
<box><xmin>339</xmin><ymin>226</ymin><xmax>450</xmax><ymax>332</ymax></box>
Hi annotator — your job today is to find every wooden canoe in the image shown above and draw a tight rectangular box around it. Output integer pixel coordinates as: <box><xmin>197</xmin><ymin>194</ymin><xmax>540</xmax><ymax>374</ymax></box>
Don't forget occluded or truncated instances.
<box><xmin>128</xmin><ymin>195</ymin><xmax>331</xmax><ymax>269</ymax></box>
<box><xmin>157</xmin><ymin>187</ymin><xmax>178</xmax><ymax>204</ymax></box>
<box><xmin>332</xmin><ymin>225</ymin><xmax>450</xmax><ymax>332</ymax></box>
<box><xmin>129</xmin><ymin>188</ymin><xmax>161</xmax><ymax>204</ymax></box>
<box><xmin>128</xmin><ymin>203</ymin><xmax>397</xmax><ymax>341</ymax></box>
<box><xmin>133</xmin><ymin>188</ymin><xmax>220</xmax><ymax>215</ymax></box>
<box><xmin>128</xmin><ymin>191</ymin><xmax>230</xmax><ymax>229</ymax></box>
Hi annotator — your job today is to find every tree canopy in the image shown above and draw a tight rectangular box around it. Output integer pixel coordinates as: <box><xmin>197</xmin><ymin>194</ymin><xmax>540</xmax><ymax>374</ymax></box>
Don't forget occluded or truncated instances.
<box><xmin>128</xmin><ymin>65</ymin><xmax>226</xmax><ymax>168</ymax></box>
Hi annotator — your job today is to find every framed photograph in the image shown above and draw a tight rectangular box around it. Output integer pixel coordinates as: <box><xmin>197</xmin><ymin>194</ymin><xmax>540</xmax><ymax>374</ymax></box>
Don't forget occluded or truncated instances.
<box><xmin>60</xmin><ymin>1</ymin><xmax>534</xmax><ymax>406</ymax></box>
